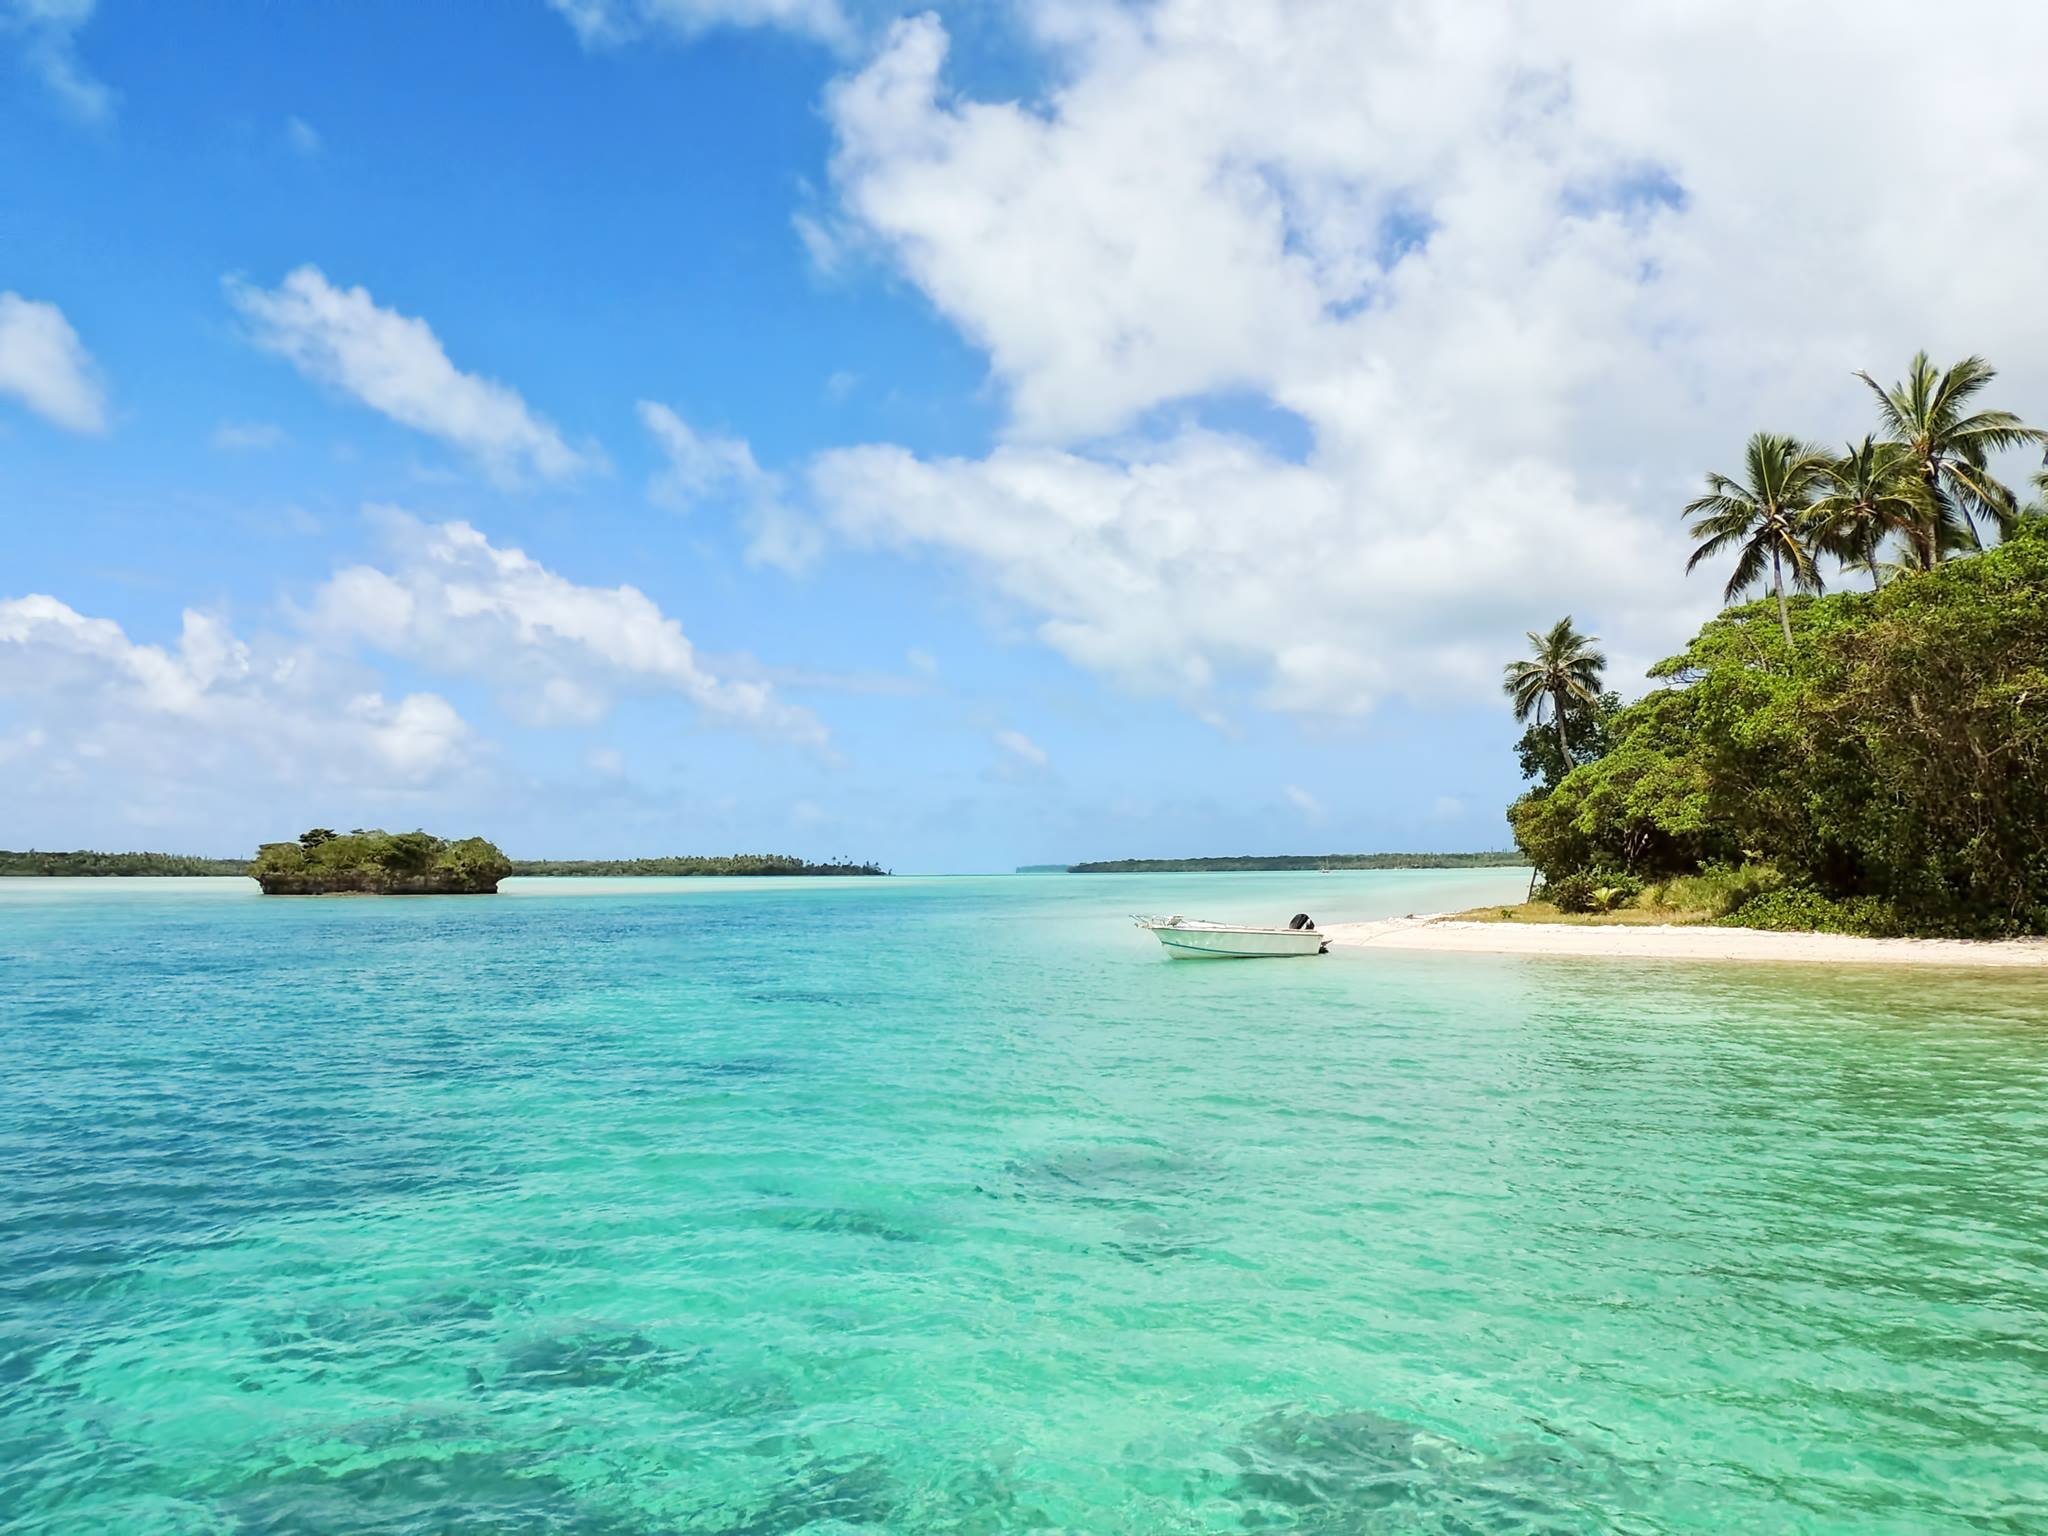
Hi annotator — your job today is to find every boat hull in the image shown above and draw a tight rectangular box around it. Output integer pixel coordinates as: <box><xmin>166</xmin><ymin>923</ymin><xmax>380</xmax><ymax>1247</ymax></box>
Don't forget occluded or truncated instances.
<box><xmin>1141</xmin><ymin>923</ymin><xmax>1325</xmax><ymax>958</ymax></box>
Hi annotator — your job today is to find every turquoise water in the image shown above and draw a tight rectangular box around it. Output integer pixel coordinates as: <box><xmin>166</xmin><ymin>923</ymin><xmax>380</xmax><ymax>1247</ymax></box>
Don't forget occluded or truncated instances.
<box><xmin>4</xmin><ymin>870</ymin><xmax>2047</xmax><ymax>1534</ymax></box>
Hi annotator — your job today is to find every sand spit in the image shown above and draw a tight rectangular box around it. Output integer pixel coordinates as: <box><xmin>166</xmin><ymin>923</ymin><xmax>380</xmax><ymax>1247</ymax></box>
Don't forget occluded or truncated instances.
<box><xmin>1324</xmin><ymin>916</ymin><xmax>2048</xmax><ymax>968</ymax></box>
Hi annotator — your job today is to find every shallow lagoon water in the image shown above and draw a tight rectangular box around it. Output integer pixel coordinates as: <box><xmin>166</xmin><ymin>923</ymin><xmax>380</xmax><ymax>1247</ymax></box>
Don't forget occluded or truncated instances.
<box><xmin>3</xmin><ymin>870</ymin><xmax>2047</xmax><ymax>1533</ymax></box>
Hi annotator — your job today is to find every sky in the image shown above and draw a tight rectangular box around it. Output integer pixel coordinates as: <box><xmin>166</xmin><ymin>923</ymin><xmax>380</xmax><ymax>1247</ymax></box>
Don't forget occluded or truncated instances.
<box><xmin>3</xmin><ymin>0</ymin><xmax>2046</xmax><ymax>871</ymax></box>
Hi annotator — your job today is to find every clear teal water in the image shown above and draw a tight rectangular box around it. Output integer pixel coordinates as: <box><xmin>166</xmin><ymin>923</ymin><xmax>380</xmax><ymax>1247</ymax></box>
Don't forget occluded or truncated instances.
<box><xmin>4</xmin><ymin>870</ymin><xmax>2047</xmax><ymax>1534</ymax></box>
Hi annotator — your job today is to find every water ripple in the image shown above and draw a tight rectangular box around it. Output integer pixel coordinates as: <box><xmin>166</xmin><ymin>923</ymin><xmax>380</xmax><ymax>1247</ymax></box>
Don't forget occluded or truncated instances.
<box><xmin>4</xmin><ymin>873</ymin><xmax>2047</xmax><ymax>1532</ymax></box>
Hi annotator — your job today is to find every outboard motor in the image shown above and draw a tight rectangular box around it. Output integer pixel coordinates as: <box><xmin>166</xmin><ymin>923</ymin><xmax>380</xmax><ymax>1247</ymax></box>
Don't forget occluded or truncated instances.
<box><xmin>1288</xmin><ymin>912</ymin><xmax>1314</xmax><ymax>930</ymax></box>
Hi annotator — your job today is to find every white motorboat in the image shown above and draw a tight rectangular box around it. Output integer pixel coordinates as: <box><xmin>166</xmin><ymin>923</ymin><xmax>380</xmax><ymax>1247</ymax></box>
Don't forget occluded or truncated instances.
<box><xmin>1133</xmin><ymin>913</ymin><xmax>1327</xmax><ymax>958</ymax></box>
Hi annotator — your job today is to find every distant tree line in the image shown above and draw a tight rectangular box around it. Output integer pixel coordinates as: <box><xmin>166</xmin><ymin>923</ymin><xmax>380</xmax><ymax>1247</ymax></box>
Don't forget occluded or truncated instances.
<box><xmin>0</xmin><ymin>849</ymin><xmax>249</xmax><ymax>877</ymax></box>
<box><xmin>1067</xmin><ymin>852</ymin><xmax>1526</xmax><ymax>873</ymax></box>
<box><xmin>510</xmin><ymin>854</ymin><xmax>888</xmax><ymax>876</ymax></box>
<box><xmin>2</xmin><ymin>840</ymin><xmax>888</xmax><ymax>880</ymax></box>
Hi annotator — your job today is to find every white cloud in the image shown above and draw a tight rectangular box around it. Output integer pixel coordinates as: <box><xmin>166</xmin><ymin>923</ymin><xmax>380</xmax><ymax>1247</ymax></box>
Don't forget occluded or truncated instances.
<box><xmin>0</xmin><ymin>293</ymin><xmax>107</xmax><ymax>432</ymax></box>
<box><xmin>0</xmin><ymin>594</ymin><xmax>472</xmax><ymax>799</ymax></box>
<box><xmin>211</xmin><ymin>420</ymin><xmax>285</xmax><ymax>451</ymax></box>
<box><xmin>285</xmin><ymin>115</ymin><xmax>322</xmax><ymax>155</ymax></box>
<box><xmin>995</xmin><ymin>728</ymin><xmax>1047</xmax><ymax>768</ymax></box>
<box><xmin>1284</xmin><ymin>784</ymin><xmax>1324</xmax><ymax>821</ymax></box>
<box><xmin>308</xmin><ymin>509</ymin><xmax>828</xmax><ymax>745</ymax></box>
<box><xmin>905</xmin><ymin>647</ymin><xmax>937</xmax><ymax>676</ymax></box>
<box><xmin>548</xmin><ymin>0</ymin><xmax>846</xmax><ymax>48</ymax></box>
<box><xmin>814</xmin><ymin>434</ymin><xmax>1670</xmax><ymax>713</ymax></box>
<box><xmin>228</xmin><ymin>266</ymin><xmax>588</xmax><ymax>482</ymax></box>
<box><xmin>1</xmin><ymin>512</ymin><xmax>835</xmax><ymax>843</ymax></box>
<box><xmin>810</xmin><ymin>3</ymin><xmax>2048</xmax><ymax>719</ymax></box>
<box><xmin>3</xmin><ymin>0</ymin><xmax>112</xmax><ymax>121</ymax></box>
<box><xmin>639</xmin><ymin>400</ymin><xmax>818</xmax><ymax>571</ymax></box>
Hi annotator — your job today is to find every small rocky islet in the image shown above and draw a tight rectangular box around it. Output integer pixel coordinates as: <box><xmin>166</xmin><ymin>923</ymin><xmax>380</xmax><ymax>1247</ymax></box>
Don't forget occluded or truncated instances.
<box><xmin>251</xmin><ymin>829</ymin><xmax>512</xmax><ymax>895</ymax></box>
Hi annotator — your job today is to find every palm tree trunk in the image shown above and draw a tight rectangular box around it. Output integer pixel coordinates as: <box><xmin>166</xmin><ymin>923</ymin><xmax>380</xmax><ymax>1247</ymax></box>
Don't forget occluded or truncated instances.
<box><xmin>1772</xmin><ymin>546</ymin><xmax>1793</xmax><ymax>648</ymax></box>
<box><xmin>1919</xmin><ymin>461</ymin><xmax>1943</xmax><ymax>568</ymax></box>
<box><xmin>1552</xmin><ymin>688</ymin><xmax>1571</xmax><ymax>772</ymax></box>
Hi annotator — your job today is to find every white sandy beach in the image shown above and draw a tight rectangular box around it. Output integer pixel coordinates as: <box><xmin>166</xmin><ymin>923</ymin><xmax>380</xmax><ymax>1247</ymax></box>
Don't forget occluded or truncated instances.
<box><xmin>1325</xmin><ymin>916</ymin><xmax>2048</xmax><ymax>968</ymax></box>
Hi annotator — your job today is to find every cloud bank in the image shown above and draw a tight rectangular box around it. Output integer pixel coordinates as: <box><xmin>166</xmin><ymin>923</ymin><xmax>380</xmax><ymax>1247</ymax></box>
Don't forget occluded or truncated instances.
<box><xmin>0</xmin><ymin>594</ymin><xmax>472</xmax><ymax>820</ymax></box>
<box><xmin>806</xmin><ymin>1</ymin><xmax>2048</xmax><ymax>718</ymax></box>
<box><xmin>309</xmin><ymin>511</ymin><xmax>827</xmax><ymax>744</ymax></box>
<box><xmin>2</xmin><ymin>512</ymin><xmax>827</xmax><ymax>841</ymax></box>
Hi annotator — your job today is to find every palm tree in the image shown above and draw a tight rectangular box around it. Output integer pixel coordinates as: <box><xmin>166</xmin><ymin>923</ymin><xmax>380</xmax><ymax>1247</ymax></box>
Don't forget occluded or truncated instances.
<box><xmin>1683</xmin><ymin>432</ymin><xmax>1832</xmax><ymax>646</ymax></box>
<box><xmin>1503</xmin><ymin>618</ymin><xmax>1607</xmax><ymax>770</ymax></box>
<box><xmin>1808</xmin><ymin>436</ymin><xmax>1929</xmax><ymax>589</ymax></box>
<box><xmin>1857</xmin><ymin>352</ymin><xmax>2046</xmax><ymax>565</ymax></box>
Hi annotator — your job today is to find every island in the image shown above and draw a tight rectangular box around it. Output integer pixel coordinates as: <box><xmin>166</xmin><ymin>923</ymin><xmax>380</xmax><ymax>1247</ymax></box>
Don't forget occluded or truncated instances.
<box><xmin>252</xmin><ymin>829</ymin><xmax>513</xmax><ymax>895</ymax></box>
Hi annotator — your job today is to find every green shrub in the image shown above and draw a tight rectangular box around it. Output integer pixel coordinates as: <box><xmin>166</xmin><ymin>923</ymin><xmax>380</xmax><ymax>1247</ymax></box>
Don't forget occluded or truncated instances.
<box><xmin>1644</xmin><ymin>862</ymin><xmax>1784</xmax><ymax>918</ymax></box>
<box><xmin>1721</xmin><ymin>888</ymin><xmax>1905</xmax><ymax>937</ymax></box>
<box><xmin>252</xmin><ymin>841</ymin><xmax>307</xmax><ymax>877</ymax></box>
<box><xmin>1545</xmin><ymin>869</ymin><xmax>1640</xmax><ymax>914</ymax></box>
<box><xmin>1593</xmin><ymin>872</ymin><xmax>1643</xmax><ymax>910</ymax></box>
<box><xmin>1544</xmin><ymin>871</ymin><xmax>1599</xmax><ymax>913</ymax></box>
<box><xmin>436</xmin><ymin>836</ymin><xmax>514</xmax><ymax>884</ymax></box>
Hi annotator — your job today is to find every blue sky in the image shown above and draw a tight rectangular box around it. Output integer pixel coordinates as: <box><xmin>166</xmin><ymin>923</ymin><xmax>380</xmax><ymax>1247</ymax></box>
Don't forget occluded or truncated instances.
<box><xmin>5</xmin><ymin>1</ymin><xmax>2044</xmax><ymax>869</ymax></box>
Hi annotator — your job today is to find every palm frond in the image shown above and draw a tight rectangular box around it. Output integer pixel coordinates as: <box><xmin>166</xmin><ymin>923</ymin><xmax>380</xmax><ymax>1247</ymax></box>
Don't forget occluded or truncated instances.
<box><xmin>1503</xmin><ymin>619</ymin><xmax>1605</xmax><ymax>724</ymax></box>
<box><xmin>1946</xmin><ymin>410</ymin><xmax>2048</xmax><ymax>458</ymax></box>
<box><xmin>1857</xmin><ymin>367</ymin><xmax>1914</xmax><ymax>442</ymax></box>
<box><xmin>1778</xmin><ymin>528</ymin><xmax>1824</xmax><ymax>592</ymax></box>
<box><xmin>1927</xmin><ymin>353</ymin><xmax>1997</xmax><ymax>421</ymax></box>
<box><xmin>1681</xmin><ymin>491</ymin><xmax>1750</xmax><ymax>523</ymax></box>
<box><xmin>1685</xmin><ymin>527</ymin><xmax>1748</xmax><ymax>572</ymax></box>
<box><xmin>1722</xmin><ymin>539</ymin><xmax>1769</xmax><ymax>603</ymax></box>
<box><xmin>1938</xmin><ymin>458</ymin><xmax>2014</xmax><ymax>539</ymax></box>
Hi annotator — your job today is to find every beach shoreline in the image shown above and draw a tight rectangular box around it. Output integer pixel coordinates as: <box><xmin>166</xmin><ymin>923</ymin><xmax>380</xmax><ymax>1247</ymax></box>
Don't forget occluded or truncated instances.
<box><xmin>1324</xmin><ymin>915</ymin><xmax>2048</xmax><ymax>968</ymax></box>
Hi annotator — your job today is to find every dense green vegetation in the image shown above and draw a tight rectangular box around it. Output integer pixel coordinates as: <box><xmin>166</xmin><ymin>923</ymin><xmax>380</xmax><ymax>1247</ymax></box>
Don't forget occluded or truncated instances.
<box><xmin>253</xmin><ymin>828</ymin><xmax>513</xmax><ymax>895</ymax></box>
<box><xmin>0</xmin><ymin>850</ymin><xmax>250</xmax><ymax>877</ymax></box>
<box><xmin>1506</xmin><ymin>352</ymin><xmax>2048</xmax><ymax>937</ymax></box>
<box><xmin>510</xmin><ymin>855</ymin><xmax>887</xmax><ymax>876</ymax></box>
<box><xmin>1513</xmin><ymin>690</ymin><xmax>1621</xmax><ymax>789</ymax></box>
<box><xmin>1069</xmin><ymin>852</ymin><xmax>1526</xmax><ymax>873</ymax></box>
